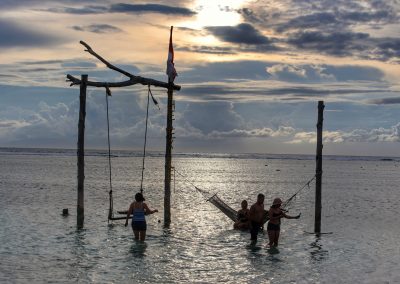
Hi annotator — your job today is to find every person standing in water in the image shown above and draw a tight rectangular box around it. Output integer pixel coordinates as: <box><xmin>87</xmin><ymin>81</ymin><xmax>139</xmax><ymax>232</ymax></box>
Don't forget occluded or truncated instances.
<box><xmin>125</xmin><ymin>192</ymin><xmax>158</xmax><ymax>241</ymax></box>
<box><xmin>249</xmin><ymin>193</ymin><xmax>266</xmax><ymax>243</ymax></box>
<box><xmin>267</xmin><ymin>197</ymin><xmax>300</xmax><ymax>247</ymax></box>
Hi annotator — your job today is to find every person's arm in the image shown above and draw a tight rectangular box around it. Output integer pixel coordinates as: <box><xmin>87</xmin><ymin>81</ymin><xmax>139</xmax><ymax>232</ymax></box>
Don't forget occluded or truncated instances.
<box><xmin>143</xmin><ymin>203</ymin><xmax>158</xmax><ymax>215</ymax></box>
<box><xmin>125</xmin><ymin>203</ymin><xmax>133</xmax><ymax>226</ymax></box>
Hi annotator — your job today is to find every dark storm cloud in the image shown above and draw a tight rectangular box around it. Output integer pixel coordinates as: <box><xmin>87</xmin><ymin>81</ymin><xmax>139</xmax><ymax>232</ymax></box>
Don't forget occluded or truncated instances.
<box><xmin>109</xmin><ymin>3</ymin><xmax>195</xmax><ymax>16</ymax></box>
<box><xmin>206</xmin><ymin>23</ymin><xmax>273</xmax><ymax>45</ymax></box>
<box><xmin>71</xmin><ymin>24</ymin><xmax>122</xmax><ymax>34</ymax></box>
<box><xmin>0</xmin><ymin>20</ymin><xmax>64</xmax><ymax>48</ymax></box>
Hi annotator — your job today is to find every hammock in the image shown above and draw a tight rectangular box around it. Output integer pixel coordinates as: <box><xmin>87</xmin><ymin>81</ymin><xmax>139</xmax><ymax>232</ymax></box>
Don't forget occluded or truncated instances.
<box><xmin>194</xmin><ymin>186</ymin><xmax>269</xmax><ymax>224</ymax></box>
<box><xmin>192</xmin><ymin>175</ymin><xmax>316</xmax><ymax>224</ymax></box>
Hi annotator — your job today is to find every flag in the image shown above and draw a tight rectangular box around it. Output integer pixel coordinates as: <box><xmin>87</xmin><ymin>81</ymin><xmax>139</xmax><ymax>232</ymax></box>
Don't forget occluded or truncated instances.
<box><xmin>166</xmin><ymin>26</ymin><xmax>177</xmax><ymax>83</ymax></box>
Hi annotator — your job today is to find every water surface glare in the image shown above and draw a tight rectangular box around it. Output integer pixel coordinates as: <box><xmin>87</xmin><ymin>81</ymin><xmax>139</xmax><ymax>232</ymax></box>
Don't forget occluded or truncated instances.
<box><xmin>0</xmin><ymin>149</ymin><xmax>399</xmax><ymax>283</ymax></box>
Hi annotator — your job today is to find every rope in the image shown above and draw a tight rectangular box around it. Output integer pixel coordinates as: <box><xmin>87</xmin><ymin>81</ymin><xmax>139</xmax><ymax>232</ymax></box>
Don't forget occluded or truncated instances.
<box><xmin>281</xmin><ymin>174</ymin><xmax>316</xmax><ymax>210</ymax></box>
<box><xmin>174</xmin><ymin>167</ymin><xmax>316</xmax><ymax>210</ymax></box>
<box><xmin>105</xmin><ymin>86</ymin><xmax>114</xmax><ymax>220</ymax></box>
<box><xmin>139</xmin><ymin>85</ymin><xmax>151</xmax><ymax>193</ymax></box>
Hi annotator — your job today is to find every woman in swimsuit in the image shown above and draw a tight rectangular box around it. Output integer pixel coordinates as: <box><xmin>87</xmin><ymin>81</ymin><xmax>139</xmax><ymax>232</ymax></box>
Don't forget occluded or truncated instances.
<box><xmin>125</xmin><ymin>192</ymin><xmax>158</xmax><ymax>241</ymax></box>
<box><xmin>267</xmin><ymin>198</ymin><xmax>300</xmax><ymax>247</ymax></box>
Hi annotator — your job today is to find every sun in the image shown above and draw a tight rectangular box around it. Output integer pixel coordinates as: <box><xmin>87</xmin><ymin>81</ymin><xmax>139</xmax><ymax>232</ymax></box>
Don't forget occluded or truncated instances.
<box><xmin>182</xmin><ymin>0</ymin><xmax>250</xmax><ymax>29</ymax></box>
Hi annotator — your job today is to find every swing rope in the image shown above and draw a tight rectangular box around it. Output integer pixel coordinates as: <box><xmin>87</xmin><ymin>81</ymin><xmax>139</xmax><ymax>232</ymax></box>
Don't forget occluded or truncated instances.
<box><xmin>104</xmin><ymin>85</ymin><xmax>160</xmax><ymax>221</ymax></box>
<box><xmin>105</xmin><ymin>85</ymin><xmax>114</xmax><ymax>221</ymax></box>
<box><xmin>139</xmin><ymin>85</ymin><xmax>152</xmax><ymax>193</ymax></box>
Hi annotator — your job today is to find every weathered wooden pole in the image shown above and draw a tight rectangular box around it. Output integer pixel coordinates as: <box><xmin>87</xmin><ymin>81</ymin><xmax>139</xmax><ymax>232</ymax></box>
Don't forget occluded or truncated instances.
<box><xmin>164</xmin><ymin>84</ymin><xmax>173</xmax><ymax>227</ymax></box>
<box><xmin>314</xmin><ymin>100</ymin><xmax>324</xmax><ymax>233</ymax></box>
<box><xmin>77</xmin><ymin>74</ymin><xmax>87</xmax><ymax>229</ymax></box>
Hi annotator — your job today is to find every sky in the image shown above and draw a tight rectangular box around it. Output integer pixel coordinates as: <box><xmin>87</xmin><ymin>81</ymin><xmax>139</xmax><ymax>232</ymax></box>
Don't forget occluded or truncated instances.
<box><xmin>0</xmin><ymin>0</ymin><xmax>399</xmax><ymax>156</ymax></box>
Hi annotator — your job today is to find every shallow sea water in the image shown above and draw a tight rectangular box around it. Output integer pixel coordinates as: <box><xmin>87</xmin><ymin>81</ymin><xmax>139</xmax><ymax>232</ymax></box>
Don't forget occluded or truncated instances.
<box><xmin>0</xmin><ymin>149</ymin><xmax>399</xmax><ymax>283</ymax></box>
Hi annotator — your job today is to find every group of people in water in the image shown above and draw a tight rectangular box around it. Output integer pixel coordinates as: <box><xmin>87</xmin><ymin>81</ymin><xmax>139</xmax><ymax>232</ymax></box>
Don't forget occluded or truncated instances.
<box><xmin>233</xmin><ymin>193</ymin><xmax>300</xmax><ymax>247</ymax></box>
<box><xmin>126</xmin><ymin>192</ymin><xmax>299</xmax><ymax>247</ymax></box>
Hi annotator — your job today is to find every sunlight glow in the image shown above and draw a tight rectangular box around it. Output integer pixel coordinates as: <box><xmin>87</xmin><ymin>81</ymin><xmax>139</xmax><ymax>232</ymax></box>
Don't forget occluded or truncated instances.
<box><xmin>183</xmin><ymin>0</ymin><xmax>249</xmax><ymax>29</ymax></box>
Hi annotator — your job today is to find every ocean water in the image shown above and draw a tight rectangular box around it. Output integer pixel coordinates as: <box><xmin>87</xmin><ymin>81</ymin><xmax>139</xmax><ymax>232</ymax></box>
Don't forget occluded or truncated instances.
<box><xmin>0</xmin><ymin>148</ymin><xmax>399</xmax><ymax>283</ymax></box>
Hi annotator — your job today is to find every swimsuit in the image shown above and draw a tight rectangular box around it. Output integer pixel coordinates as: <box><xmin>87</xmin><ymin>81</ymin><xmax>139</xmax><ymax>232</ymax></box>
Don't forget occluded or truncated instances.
<box><xmin>132</xmin><ymin>205</ymin><xmax>147</xmax><ymax>231</ymax></box>
<box><xmin>267</xmin><ymin>212</ymin><xmax>281</xmax><ymax>231</ymax></box>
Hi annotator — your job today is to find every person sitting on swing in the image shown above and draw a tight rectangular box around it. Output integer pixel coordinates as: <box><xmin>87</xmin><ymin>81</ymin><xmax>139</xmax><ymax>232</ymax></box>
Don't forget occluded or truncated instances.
<box><xmin>267</xmin><ymin>198</ymin><xmax>300</xmax><ymax>247</ymax></box>
<box><xmin>125</xmin><ymin>192</ymin><xmax>158</xmax><ymax>242</ymax></box>
<box><xmin>234</xmin><ymin>200</ymin><xmax>250</xmax><ymax>230</ymax></box>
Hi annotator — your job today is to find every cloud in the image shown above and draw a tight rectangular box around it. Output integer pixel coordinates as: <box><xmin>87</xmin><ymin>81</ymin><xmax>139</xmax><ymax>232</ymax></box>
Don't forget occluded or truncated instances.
<box><xmin>109</xmin><ymin>3</ymin><xmax>195</xmax><ymax>16</ymax></box>
<box><xmin>236</xmin><ymin>1</ymin><xmax>400</xmax><ymax>61</ymax></box>
<box><xmin>44</xmin><ymin>3</ymin><xmax>195</xmax><ymax>16</ymax></box>
<box><xmin>71</xmin><ymin>24</ymin><xmax>122</xmax><ymax>34</ymax></box>
<box><xmin>207</xmin><ymin>126</ymin><xmax>296</xmax><ymax>139</ymax></box>
<box><xmin>45</xmin><ymin>5</ymin><xmax>108</xmax><ymax>14</ymax></box>
<box><xmin>368</xmin><ymin>97</ymin><xmax>400</xmax><ymax>105</ymax></box>
<box><xmin>181</xmin><ymin>102</ymin><xmax>245</xmax><ymax>134</ymax></box>
<box><xmin>287</xmin><ymin>31</ymin><xmax>369</xmax><ymax>57</ymax></box>
<box><xmin>176</xmin><ymin>45</ymin><xmax>235</xmax><ymax>55</ymax></box>
<box><xmin>0</xmin><ymin>20</ymin><xmax>65</xmax><ymax>48</ymax></box>
<box><xmin>290</xmin><ymin>123</ymin><xmax>400</xmax><ymax>143</ymax></box>
<box><xmin>275</xmin><ymin>12</ymin><xmax>339</xmax><ymax>33</ymax></box>
<box><xmin>206</xmin><ymin>23</ymin><xmax>275</xmax><ymax>46</ymax></box>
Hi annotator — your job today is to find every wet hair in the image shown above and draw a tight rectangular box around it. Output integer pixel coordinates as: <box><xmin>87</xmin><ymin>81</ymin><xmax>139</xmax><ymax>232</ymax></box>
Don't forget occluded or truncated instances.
<box><xmin>135</xmin><ymin>192</ymin><xmax>145</xmax><ymax>202</ymax></box>
<box><xmin>257</xmin><ymin>193</ymin><xmax>265</xmax><ymax>199</ymax></box>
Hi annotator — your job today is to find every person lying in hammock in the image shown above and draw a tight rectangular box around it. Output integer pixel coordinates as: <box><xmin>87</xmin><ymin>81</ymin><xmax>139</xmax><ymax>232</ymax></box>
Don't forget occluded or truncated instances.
<box><xmin>234</xmin><ymin>200</ymin><xmax>250</xmax><ymax>230</ymax></box>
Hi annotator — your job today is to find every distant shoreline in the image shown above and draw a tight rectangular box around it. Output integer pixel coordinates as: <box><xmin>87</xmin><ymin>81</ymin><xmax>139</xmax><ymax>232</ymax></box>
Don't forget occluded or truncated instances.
<box><xmin>0</xmin><ymin>147</ymin><xmax>399</xmax><ymax>162</ymax></box>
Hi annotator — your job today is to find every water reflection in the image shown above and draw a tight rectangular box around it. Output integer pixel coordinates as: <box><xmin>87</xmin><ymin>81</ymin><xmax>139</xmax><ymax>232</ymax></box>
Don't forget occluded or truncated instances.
<box><xmin>309</xmin><ymin>236</ymin><xmax>328</xmax><ymax>262</ymax></box>
<box><xmin>130</xmin><ymin>242</ymin><xmax>148</xmax><ymax>258</ymax></box>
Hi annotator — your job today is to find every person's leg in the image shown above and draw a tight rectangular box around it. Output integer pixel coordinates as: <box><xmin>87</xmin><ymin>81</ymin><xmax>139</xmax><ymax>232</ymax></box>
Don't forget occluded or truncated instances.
<box><xmin>273</xmin><ymin>231</ymin><xmax>280</xmax><ymax>247</ymax></box>
<box><xmin>139</xmin><ymin>230</ymin><xmax>146</xmax><ymax>242</ymax></box>
<box><xmin>250</xmin><ymin>222</ymin><xmax>259</xmax><ymax>243</ymax></box>
<box><xmin>133</xmin><ymin>229</ymin><xmax>139</xmax><ymax>240</ymax></box>
<box><xmin>267</xmin><ymin>230</ymin><xmax>274</xmax><ymax>247</ymax></box>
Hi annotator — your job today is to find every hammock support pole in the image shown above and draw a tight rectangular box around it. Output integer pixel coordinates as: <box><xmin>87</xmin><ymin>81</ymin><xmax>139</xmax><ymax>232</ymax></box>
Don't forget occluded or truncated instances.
<box><xmin>77</xmin><ymin>74</ymin><xmax>87</xmax><ymax>229</ymax></box>
<box><xmin>314</xmin><ymin>101</ymin><xmax>324</xmax><ymax>234</ymax></box>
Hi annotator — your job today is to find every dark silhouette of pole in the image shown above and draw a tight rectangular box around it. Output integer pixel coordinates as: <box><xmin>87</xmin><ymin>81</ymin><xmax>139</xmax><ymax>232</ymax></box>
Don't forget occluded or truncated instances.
<box><xmin>77</xmin><ymin>74</ymin><xmax>87</xmax><ymax>229</ymax></box>
<box><xmin>164</xmin><ymin>84</ymin><xmax>173</xmax><ymax>227</ymax></box>
<box><xmin>314</xmin><ymin>100</ymin><xmax>324</xmax><ymax>233</ymax></box>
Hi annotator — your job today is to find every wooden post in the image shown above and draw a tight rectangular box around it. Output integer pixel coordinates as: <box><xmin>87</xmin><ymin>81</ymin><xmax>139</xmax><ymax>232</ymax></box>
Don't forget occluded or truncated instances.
<box><xmin>314</xmin><ymin>100</ymin><xmax>324</xmax><ymax>233</ymax></box>
<box><xmin>77</xmin><ymin>74</ymin><xmax>87</xmax><ymax>229</ymax></box>
<box><xmin>164</xmin><ymin>85</ymin><xmax>173</xmax><ymax>227</ymax></box>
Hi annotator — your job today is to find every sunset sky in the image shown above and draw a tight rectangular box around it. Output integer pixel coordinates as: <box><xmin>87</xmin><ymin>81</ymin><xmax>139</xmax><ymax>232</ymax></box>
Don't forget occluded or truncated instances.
<box><xmin>0</xmin><ymin>0</ymin><xmax>399</xmax><ymax>156</ymax></box>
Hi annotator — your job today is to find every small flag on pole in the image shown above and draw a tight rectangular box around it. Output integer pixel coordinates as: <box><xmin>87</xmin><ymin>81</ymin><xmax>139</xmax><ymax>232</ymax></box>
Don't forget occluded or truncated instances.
<box><xmin>166</xmin><ymin>26</ymin><xmax>177</xmax><ymax>83</ymax></box>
